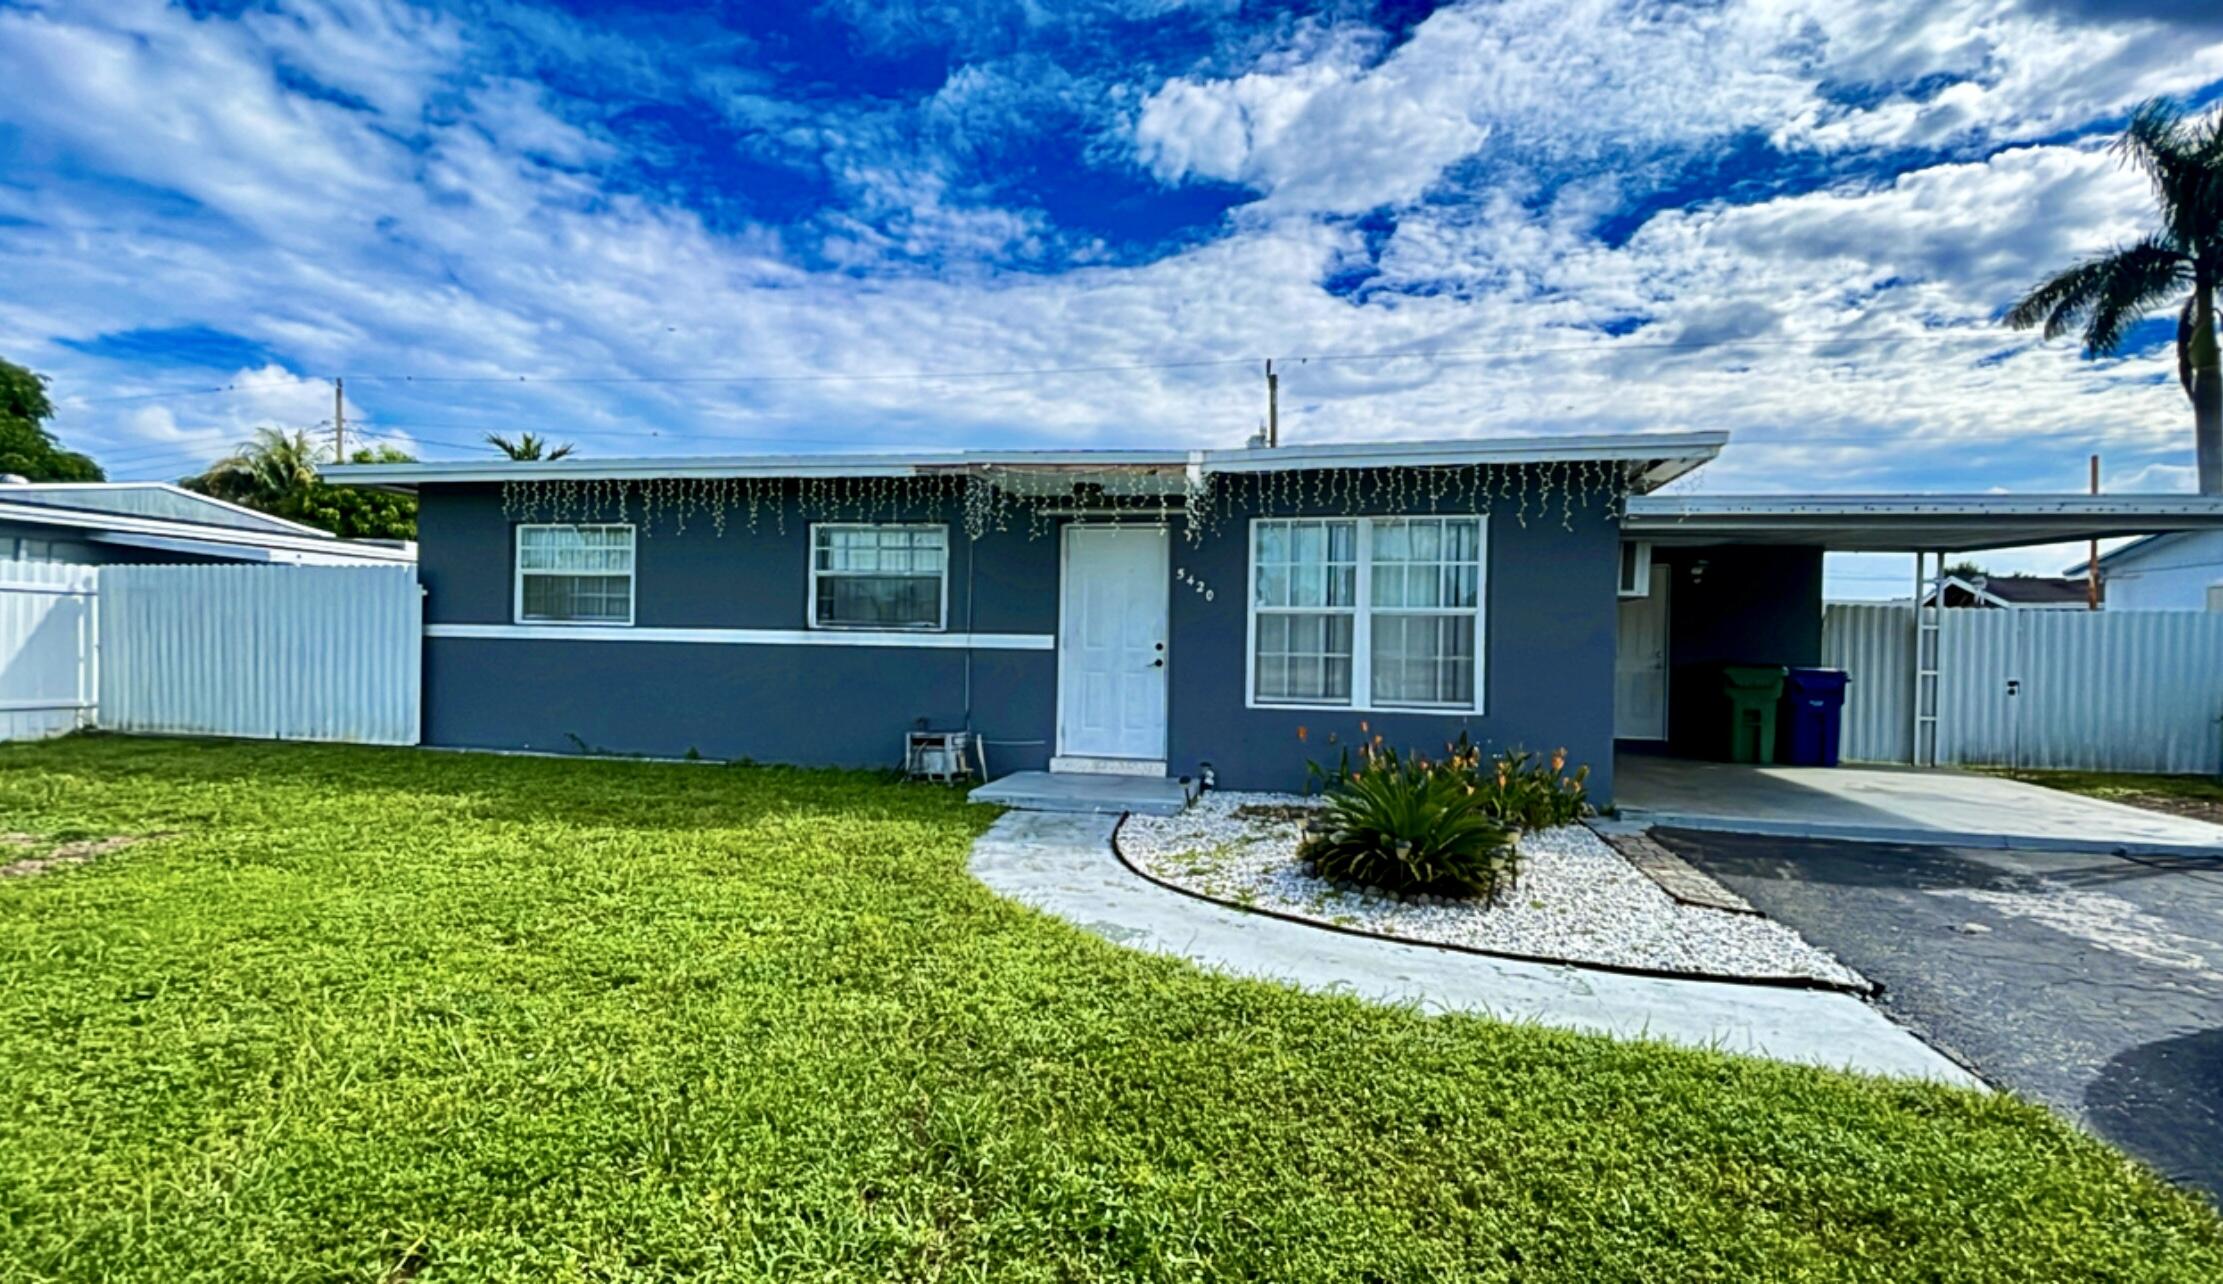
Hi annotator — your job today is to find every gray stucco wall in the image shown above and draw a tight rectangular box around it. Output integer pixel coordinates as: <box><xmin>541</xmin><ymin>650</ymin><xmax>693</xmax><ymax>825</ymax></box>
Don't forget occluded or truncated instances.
<box><xmin>415</xmin><ymin>475</ymin><xmax>1624</xmax><ymax>800</ymax></box>
<box><xmin>419</xmin><ymin>483</ymin><xmax>1060</xmax><ymax>768</ymax></box>
<box><xmin>1165</xmin><ymin>486</ymin><xmax>1621</xmax><ymax>799</ymax></box>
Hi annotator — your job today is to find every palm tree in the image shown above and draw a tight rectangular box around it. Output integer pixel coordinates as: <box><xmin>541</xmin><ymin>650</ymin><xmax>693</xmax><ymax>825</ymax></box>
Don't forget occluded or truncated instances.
<box><xmin>183</xmin><ymin>426</ymin><xmax>326</xmax><ymax>512</ymax></box>
<box><xmin>485</xmin><ymin>431</ymin><xmax>575</xmax><ymax>461</ymax></box>
<box><xmin>2007</xmin><ymin>100</ymin><xmax>2222</xmax><ymax>493</ymax></box>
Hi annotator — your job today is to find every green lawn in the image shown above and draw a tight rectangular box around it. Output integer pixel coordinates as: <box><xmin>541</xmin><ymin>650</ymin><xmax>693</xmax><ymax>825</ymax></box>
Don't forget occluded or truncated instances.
<box><xmin>2</xmin><ymin>738</ymin><xmax>2218</xmax><ymax>1281</ymax></box>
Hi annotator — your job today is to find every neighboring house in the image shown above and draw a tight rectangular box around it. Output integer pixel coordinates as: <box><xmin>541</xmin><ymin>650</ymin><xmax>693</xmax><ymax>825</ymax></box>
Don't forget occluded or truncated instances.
<box><xmin>2066</xmin><ymin>531</ymin><xmax>2223</xmax><ymax>611</ymax></box>
<box><xmin>330</xmin><ymin>435</ymin><xmax>2223</xmax><ymax>803</ymax></box>
<box><xmin>1921</xmin><ymin>574</ymin><xmax>2095</xmax><ymax>609</ymax></box>
<box><xmin>0</xmin><ymin>481</ymin><xmax>414</xmax><ymax>566</ymax></box>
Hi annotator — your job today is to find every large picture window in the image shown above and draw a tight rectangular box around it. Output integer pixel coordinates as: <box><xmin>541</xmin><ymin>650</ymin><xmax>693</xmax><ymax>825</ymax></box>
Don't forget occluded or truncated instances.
<box><xmin>811</xmin><ymin>524</ymin><xmax>948</xmax><ymax>630</ymax></box>
<box><xmin>1248</xmin><ymin>516</ymin><xmax>1485</xmax><ymax>711</ymax></box>
<box><xmin>515</xmin><ymin>524</ymin><xmax>635</xmax><ymax>624</ymax></box>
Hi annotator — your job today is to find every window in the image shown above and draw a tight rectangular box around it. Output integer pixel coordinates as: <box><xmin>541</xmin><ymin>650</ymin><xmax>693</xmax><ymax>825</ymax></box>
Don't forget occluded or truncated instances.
<box><xmin>1252</xmin><ymin>519</ymin><xmax>1357</xmax><ymax>703</ymax></box>
<box><xmin>515</xmin><ymin>524</ymin><xmax>634</xmax><ymax>624</ymax></box>
<box><xmin>1249</xmin><ymin>516</ymin><xmax>1486</xmax><ymax>711</ymax></box>
<box><xmin>811</xmin><ymin>524</ymin><xmax>947</xmax><ymax>629</ymax></box>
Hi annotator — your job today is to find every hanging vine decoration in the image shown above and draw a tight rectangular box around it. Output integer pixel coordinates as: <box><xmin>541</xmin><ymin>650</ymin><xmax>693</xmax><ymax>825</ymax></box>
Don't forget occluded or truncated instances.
<box><xmin>495</xmin><ymin>459</ymin><xmax>1638</xmax><ymax>554</ymax></box>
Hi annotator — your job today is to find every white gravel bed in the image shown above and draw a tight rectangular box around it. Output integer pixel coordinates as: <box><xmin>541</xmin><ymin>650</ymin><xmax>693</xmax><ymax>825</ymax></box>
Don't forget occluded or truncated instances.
<box><xmin>1118</xmin><ymin>791</ymin><xmax>1866</xmax><ymax>987</ymax></box>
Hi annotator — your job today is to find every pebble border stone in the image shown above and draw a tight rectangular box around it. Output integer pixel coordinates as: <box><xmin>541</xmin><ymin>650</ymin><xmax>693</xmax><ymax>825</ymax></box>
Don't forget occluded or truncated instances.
<box><xmin>1116</xmin><ymin>791</ymin><xmax>1867</xmax><ymax>989</ymax></box>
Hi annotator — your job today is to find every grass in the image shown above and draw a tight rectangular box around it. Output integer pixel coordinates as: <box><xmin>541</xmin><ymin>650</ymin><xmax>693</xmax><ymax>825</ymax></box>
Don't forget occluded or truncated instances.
<box><xmin>1</xmin><ymin>738</ymin><xmax>2218</xmax><ymax>1282</ymax></box>
<box><xmin>1982</xmin><ymin>768</ymin><xmax>2223</xmax><ymax>824</ymax></box>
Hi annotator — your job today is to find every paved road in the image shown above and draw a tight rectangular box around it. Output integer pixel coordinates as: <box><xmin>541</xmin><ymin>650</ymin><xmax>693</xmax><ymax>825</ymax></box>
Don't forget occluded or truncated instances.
<box><xmin>1656</xmin><ymin>828</ymin><xmax>2223</xmax><ymax>1204</ymax></box>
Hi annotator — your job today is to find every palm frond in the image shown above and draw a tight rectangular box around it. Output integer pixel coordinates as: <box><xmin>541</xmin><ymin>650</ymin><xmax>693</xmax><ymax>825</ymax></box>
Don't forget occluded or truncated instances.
<box><xmin>2006</xmin><ymin>239</ymin><xmax>2188</xmax><ymax>355</ymax></box>
<box><xmin>2115</xmin><ymin>99</ymin><xmax>2223</xmax><ymax>254</ymax></box>
<box><xmin>2083</xmin><ymin>237</ymin><xmax>2194</xmax><ymax>356</ymax></box>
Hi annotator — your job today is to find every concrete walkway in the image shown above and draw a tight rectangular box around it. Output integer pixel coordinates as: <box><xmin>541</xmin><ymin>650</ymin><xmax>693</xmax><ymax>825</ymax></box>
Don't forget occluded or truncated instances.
<box><xmin>1617</xmin><ymin>756</ymin><xmax>2223</xmax><ymax>857</ymax></box>
<box><xmin>969</xmin><ymin>811</ymin><xmax>1979</xmax><ymax>1086</ymax></box>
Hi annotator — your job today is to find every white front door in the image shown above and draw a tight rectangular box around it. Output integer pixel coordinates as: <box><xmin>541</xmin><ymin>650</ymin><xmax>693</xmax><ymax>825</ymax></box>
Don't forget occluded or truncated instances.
<box><xmin>1615</xmin><ymin>575</ymin><xmax>1670</xmax><ymax>740</ymax></box>
<box><xmin>1058</xmin><ymin>525</ymin><xmax>1169</xmax><ymax>762</ymax></box>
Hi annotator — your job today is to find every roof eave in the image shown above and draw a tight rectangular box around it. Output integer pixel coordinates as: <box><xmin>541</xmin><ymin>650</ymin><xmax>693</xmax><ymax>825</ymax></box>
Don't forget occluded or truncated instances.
<box><xmin>319</xmin><ymin>431</ymin><xmax>1730</xmax><ymax>492</ymax></box>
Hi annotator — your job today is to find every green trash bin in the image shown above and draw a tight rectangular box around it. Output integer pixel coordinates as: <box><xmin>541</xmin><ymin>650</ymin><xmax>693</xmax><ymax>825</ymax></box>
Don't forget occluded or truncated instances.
<box><xmin>1719</xmin><ymin>664</ymin><xmax>1788</xmax><ymax>764</ymax></box>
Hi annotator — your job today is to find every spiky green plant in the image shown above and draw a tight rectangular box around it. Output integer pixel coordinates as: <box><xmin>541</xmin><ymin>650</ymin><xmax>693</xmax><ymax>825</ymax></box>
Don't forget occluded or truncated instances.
<box><xmin>1299</xmin><ymin>743</ymin><xmax>1520</xmax><ymax>900</ymax></box>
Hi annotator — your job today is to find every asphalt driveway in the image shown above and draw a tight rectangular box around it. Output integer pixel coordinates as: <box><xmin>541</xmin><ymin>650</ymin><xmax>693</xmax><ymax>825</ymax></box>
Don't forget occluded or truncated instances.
<box><xmin>1656</xmin><ymin>828</ymin><xmax>2223</xmax><ymax>1205</ymax></box>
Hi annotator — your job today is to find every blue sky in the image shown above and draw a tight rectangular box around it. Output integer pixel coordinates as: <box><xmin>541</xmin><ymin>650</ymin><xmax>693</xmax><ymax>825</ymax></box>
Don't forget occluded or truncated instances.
<box><xmin>3</xmin><ymin>0</ymin><xmax>2221</xmax><ymax>593</ymax></box>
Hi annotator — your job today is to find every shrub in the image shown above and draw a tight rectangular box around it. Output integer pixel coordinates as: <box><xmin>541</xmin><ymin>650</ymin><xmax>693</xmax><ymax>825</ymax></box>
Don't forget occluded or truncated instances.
<box><xmin>1460</xmin><ymin>741</ymin><xmax>1591</xmax><ymax>830</ymax></box>
<box><xmin>1298</xmin><ymin>743</ymin><xmax>1521</xmax><ymax>900</ymax></box>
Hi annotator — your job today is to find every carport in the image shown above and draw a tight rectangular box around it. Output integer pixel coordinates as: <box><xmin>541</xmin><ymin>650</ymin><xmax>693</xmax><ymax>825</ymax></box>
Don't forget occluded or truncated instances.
<box><xmin>1615</xmin><ymin>493</ymin><xmax>2223</xmax><ymax>767</ymax></box>
<box><xmin>1609</xmin><ymin>493</ymin><xmax>2223</xmax><ymax>853</ymax></box>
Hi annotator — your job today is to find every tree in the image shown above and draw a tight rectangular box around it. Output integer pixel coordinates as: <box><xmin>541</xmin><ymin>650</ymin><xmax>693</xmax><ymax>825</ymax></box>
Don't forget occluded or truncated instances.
<box><xmin>485</xmin><ymin>431</ymin><xmax>574</xmax><ymax>461</ymax></box>
<box><xmin>0</xmin><ymin>358</ymin><xmax>104</xmax><ymax>481</ymax></box>
<box><xmin>181</xmin><ymin>428</ymin><xmax>415</xmax><ymax>541</ymax></box>
<box><xmin>1943</xmin><ymin>560</ymin><xmax>1990</xmax><ymax>582</ymax></box>
<box><xmin>2007</xmin><ymin>99</ymin><xmax>2223</xmax><ymax>493</ymax></box>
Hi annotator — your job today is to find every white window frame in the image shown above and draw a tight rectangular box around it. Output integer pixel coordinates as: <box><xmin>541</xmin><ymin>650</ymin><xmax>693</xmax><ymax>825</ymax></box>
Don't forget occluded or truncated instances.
<box><xmin>514</xmin><ymin>523</ymin><xmax>636</xmax><ymax>626</ymax></box>
<box><xmin>807</xmin><ymin>522</ymin><xmax>950</xmax><ymax>632</ymax></box>
<box><xmin>1244</xmin><ymin>515</ymin><xmax>1488</xmax><ymax>714</ymax></box>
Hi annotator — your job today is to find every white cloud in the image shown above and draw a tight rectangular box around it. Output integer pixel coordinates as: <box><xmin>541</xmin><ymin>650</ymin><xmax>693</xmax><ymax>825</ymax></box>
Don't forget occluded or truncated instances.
<box><xmin>2</xmin><ymin>0</ymin><xmax>2218</xmax><ymax>511</ymax></box>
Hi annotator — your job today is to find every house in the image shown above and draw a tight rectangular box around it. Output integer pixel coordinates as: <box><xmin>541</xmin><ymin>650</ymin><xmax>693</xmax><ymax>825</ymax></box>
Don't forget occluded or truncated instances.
<box><xmin>2066</xmin><ymin>532</ymin><xmax>2223</xmax><ymax>611</ymax></box>
<box><xmin>1920</xmin><ymin>574</ymin><xmax>2095</xmax><ymax>609</ymax></box>
<box><xmin>329</xmin><ymin>436</ymin><xmax>2223</xmax><ymax>804</ymax></box>
<box><xmin>0</xmin><ymin>480</ymin><xmax>415</xmax><ymax>567</ymax></box>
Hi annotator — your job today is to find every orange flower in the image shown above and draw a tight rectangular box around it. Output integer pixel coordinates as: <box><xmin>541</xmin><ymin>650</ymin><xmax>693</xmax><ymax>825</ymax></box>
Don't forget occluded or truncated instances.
<box><xmin>1296</xmin><ymin>725</ymin><xmax>1309</xmax><ymax>742</ymax></box>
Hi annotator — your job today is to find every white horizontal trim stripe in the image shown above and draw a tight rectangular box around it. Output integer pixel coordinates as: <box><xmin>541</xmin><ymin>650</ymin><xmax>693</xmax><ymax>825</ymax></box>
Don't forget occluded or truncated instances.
<box><xmin>427</xmin><ymin>622</ymin><xmax>1054</xmax><ymax>650</ymax></box>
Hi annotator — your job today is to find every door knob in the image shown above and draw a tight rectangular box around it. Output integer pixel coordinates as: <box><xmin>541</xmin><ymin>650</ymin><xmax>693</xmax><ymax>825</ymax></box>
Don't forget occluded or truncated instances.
<box><xmin>1151</xmin><ymin>658</ymin><xmax>1164</xmax><ymax>668</ymax></box>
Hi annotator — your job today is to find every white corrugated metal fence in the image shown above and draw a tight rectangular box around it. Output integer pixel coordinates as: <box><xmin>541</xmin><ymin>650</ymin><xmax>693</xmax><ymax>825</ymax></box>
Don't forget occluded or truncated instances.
<box><xmin>1826</xmin><ymin>603</ymin><xmax>2223</xmax><ymax>774</ymax></box>
<box><xmin>1821</xmin><ymin>602</ymin><xmax>1913</xmax><ymax>766</ymax></box>
<box><xmin>0</xmin><ymin>559</ymin><xmax>99</xmax><ymax>742</ymax></box>
<box><xmin>97</xmin><ymin>564</ymin><xmax>421</xmax><ymax>745</ymax></box>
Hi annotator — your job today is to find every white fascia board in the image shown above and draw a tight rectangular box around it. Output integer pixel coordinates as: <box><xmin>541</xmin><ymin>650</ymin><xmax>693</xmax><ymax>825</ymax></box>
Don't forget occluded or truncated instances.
<box><xmin>0</xmin><ymin>482</ymin><xmax>337</xmax><ymax>539</ymax></box>
<box><xmin>0</xmin><ymin>500</ymin><xmax>415</xmax><ymax>563</ymax></box>
<box><xmin>1629</xmin><ymin>494</ymin><xmax>2223</xmax><ymax>520</ymax></box>
<box><xmin>324</xmin><ymin>431</ymin><xmax>1731</xmax><ymax>490</ymax></box>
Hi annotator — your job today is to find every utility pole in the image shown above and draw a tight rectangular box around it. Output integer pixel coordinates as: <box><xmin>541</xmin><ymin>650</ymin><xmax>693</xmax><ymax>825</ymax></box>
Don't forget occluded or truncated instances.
<box><xmin>333</xmin><ymin>377</ymin><xmax>346</xmax><ymax>461</ymax></box>
<box><xmin>2087</xmin><ymin>453</ymin><xmax>2101</xmax><ymax>611</ymax></box>
<box><xmin>1264</xmin><ymin>359</ymin><xmax>1279</xmax><ymax>448</ymax></box>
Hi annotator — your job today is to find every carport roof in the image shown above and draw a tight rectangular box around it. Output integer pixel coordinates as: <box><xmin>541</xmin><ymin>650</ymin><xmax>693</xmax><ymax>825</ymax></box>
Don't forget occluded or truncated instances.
<box><xmin>1623</xmin><ymin>494</ymin><xmax>2223</xmax><ymax>552</ymax></box>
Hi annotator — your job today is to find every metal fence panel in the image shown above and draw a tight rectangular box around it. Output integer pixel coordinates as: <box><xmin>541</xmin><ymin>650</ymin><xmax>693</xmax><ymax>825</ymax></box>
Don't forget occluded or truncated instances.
<box><xmin>0</xmin><ymin>559</ymin><xmax>98</xmax><ymax>742</ymax></box>
<box><xmin>1827</xmin><ymin>603</ymin><xmax>2223</xmax><ymax>774</ymax></box>
<box><xmin>97</xmin><ymin>565</ymin><xmax>421</xmax><ymax>745</ymax></box>
<box><xmin>1822</xmin><ymin>602</ymin><xmax>1913</xmax><ymax>764</ymax></box>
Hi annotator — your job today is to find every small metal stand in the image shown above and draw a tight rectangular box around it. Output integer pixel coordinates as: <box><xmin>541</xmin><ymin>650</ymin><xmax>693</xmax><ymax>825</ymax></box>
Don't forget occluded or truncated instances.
<box><xmin>905</xmin><ymin>730</ymin><xmax>986</xmax><ymax>784</ymax></box>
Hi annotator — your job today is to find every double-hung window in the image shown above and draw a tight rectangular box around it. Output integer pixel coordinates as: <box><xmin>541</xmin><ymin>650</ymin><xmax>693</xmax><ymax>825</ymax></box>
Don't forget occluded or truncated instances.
<box><xmin>515</xmin><ymin>524</ymin><xmax>635</xmax><ymax>624</ymax></box>
<box><xmin>810</xmin><ymin>524</ymin><xmax>947</xmax><ymax>629</ymax></box>
<box><xmin>1249</xmin><ymin>516</ymin><xmax>1486</xmax><ymax>711</ymax></box>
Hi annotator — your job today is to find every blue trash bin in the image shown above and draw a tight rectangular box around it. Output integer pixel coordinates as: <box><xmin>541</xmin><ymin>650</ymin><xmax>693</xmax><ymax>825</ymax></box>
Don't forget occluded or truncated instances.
<box><xmin>1779</xmin><ymin>668</ymin><xmax>1850</xmax><ymax>767</ymax></box>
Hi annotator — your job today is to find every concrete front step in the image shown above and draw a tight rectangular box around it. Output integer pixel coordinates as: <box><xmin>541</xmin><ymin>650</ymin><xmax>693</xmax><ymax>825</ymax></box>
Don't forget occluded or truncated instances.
<box><xmin>971</xmin><ymin>770</ymin><xmax>1196</xmax><ymax>817</ymax></box>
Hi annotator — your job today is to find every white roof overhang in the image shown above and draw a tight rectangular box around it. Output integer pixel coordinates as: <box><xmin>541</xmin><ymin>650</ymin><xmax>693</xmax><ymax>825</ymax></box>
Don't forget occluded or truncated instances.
<box><xmin>0</xmin><ymin>499</ymin><xmax>415</xmax><ymax>564</ymax></box>
<box><xmin>322</xmin><ymin>431</ymin><xmax>1729</xmax><ymax>494</ymax></box>
<box><xmin>1625</xmin><ymin>495</ymin><xmax>2223</xmax><ymax>553</ymax></box>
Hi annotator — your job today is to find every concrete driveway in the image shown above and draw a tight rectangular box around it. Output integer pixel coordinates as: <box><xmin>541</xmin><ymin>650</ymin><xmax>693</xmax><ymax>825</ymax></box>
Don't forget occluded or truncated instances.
<box><xmin>1617</xmin><ymin>754</ymin><xmax>2223</xmax><ymax>855</ymax></box>
<box><xmin>1656</xmin><ymin>827</ymin><xmax>2223</xmax><ymax>1205</ymax></box>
